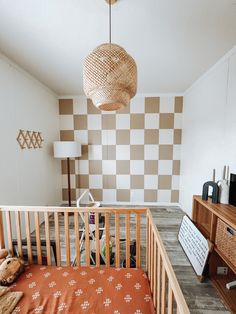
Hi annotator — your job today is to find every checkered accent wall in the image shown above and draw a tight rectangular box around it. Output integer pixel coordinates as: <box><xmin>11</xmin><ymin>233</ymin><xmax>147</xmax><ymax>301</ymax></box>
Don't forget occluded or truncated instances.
<box><xmin>59</xmin><ymin>95</ymin><xmax>183</xmax><ymax>203</ymax></box>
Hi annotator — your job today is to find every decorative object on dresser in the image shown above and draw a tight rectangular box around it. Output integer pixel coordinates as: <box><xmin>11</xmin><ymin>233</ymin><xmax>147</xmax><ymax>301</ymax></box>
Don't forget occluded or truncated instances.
<box><xmin>202</xmin><ymin>168</ymin><xmax>219</xmax><ymax>204</ymax></box>
<box><xmin>192</xmin><ymin>195</ymin><xmax>236</xmax><ymax>313</ymax></box>
<box><xmin>83</xmin><ymin>0</ymin><xmax>137</xmax><ymax>111</ymax></box>
<box><xmin>202</xmin><ymin>181</ymin><xmax>219</xmax><ymax>203</ymax></box>
<box><xmin>217</xmin><ymin>165</ymin><xmax>230</xmax><ymax>204</ymax></box>
<box><xmin>53</xmin><ymin>141</ymin><xmax>81</xmax><ymax>206</ymax></box>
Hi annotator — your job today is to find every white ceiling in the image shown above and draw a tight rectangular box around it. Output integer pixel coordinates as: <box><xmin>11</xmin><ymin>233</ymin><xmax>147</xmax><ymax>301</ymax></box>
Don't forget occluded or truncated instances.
<box><xmin>0</xmin><ymin>0</ymin><xmax>236</xmax><ymax>95</ymax></box>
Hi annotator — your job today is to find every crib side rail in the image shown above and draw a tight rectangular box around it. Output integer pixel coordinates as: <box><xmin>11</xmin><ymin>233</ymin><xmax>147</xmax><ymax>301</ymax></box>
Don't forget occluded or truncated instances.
<box><xmin>146</xmin><ymin>209</ymin><xmax>190</xmax><ymax>314</ymax></box>
<box><xmin>0</xmin><ymin>206</ymin><xmax>147</xmax><ymax>269</ymax></box>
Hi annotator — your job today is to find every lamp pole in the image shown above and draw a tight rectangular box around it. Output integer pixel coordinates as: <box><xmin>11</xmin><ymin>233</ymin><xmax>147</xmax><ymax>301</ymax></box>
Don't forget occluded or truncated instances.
<box><xmin>53</xmin><ymin>141</ymin><xmax>81</xmax><ymax>208</ymax></box>
<box><xmin>67</xmin><ymin>157</ymin><xmax>71</xmax><ymax>207</ymax></box>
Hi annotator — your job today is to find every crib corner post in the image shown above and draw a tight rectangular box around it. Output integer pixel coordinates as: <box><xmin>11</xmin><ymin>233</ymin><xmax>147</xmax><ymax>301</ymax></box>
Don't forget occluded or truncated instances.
<box><xmin>0</xmin><ymin>211</ymin><xmax>5</xmax><ymax>249</ymax></box>
<box><xmin>146</xmin><ymin>210</ymin><xmax>149</xmax><ymax>274</ymax></box>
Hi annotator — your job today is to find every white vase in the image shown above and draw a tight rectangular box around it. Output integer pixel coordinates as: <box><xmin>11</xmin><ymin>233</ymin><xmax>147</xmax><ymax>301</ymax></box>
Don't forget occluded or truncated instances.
<box><xmin>218</xmin><ymin>180</ymin><xmax>229</xmax><ymax>204</ymax></box>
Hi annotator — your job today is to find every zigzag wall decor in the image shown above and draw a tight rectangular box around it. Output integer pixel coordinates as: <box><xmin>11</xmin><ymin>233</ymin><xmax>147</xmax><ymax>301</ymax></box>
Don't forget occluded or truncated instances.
<box><xmin>17</xmin><ymin>129</ymin><xmax>44</xmax><ymax>149</ymax></box>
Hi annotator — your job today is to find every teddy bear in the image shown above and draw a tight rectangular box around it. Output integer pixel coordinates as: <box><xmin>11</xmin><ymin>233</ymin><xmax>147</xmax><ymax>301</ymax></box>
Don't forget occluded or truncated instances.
<box><xmin>0</xmin><ymin>249</ymin><xmax>9</xmax><ymax>265</ymax></box>
<box><xmin>0</xmin><ymin>249</ymin><xmax>24</xmax><ymax>286</ymax></box>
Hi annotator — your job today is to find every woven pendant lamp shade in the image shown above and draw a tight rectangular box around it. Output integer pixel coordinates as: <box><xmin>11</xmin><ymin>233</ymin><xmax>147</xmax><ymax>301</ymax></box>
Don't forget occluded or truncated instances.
<box><xmin>83</xmin><ymin>43</ymin><xmax>137</xmax><ymax>111</ymax></box>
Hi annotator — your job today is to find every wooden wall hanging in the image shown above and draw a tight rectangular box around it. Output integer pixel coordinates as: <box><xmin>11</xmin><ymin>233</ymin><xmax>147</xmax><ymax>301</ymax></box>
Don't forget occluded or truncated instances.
<box><xmin>17</xmin><ymin>129</ymin><xmax>44</xmax><ymax>149</ymax></box>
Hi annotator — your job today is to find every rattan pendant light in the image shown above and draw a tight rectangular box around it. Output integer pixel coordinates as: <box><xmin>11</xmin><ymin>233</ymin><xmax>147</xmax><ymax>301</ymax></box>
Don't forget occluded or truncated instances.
<box><xmin>83</xmin><ymin>0</ymin><xmax>137</xmax><ymax>111</ymax></box>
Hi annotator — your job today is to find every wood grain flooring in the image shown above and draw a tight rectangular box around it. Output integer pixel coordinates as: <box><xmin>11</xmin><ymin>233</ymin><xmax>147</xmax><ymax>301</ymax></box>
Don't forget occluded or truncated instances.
<box><xmin>33</xmin><ymin>206</ymin><xmax>230</xmax><ymax>313</ymax></box>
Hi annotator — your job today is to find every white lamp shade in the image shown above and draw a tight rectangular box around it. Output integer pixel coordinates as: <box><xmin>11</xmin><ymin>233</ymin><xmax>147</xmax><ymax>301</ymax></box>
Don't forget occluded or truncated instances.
<box><xmin>53</xmin><ymin>141</ymin><xmax>81</xmax><ymax>158</ymax></box>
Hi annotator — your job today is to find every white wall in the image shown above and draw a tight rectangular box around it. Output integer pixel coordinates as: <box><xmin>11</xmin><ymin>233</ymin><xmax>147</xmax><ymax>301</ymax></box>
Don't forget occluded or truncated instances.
<box><xmin>0</xmin><ymin>54</ymin><xmax>62</xmax><ymax>206</ymax></box>
<box><xmin>180</xmin><ymin>47</ymin><xmax>236</xmax><ymax>216</ymax></box>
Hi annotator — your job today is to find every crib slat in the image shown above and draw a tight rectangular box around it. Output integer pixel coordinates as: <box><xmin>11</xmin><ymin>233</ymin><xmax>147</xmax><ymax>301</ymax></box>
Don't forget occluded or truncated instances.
<box><xmin>74</xmin><ymin>212</ymin><xmax>80</xmax><ymax>266</ymax></box>
<box><xmin>146</xmin><ymin>215</ymin><xmax>149</xmax><ymax>272</ymax></box>
<box><xmin>150</xmin><ymin>230</ymin><xmax>154</xmax><ymax>292</ymax></box>
<box><xmin>105</xmin><ymin>213</ymin><xmax>110</xmax><ymax>267</ymax></box>
<box><xmin>126</xmin><ymin>213</ymin><xmax>130</xmax><ymax>268</ymax></box>
<box><xmin>115</xmin><ymin>213</ymin><xmax>120</xmax><ymax>268</ymax></box>
<box><xmin>148</xmin><ymin>220</ymin><xmax>151</xmax><ymax>280</ymax></box>
<box><xmin>168</xmin><ymin>284</ymin><xmax>173</xmax><ymax>314</ymax></box>
<box><xmin>161</xmin><ymin>264</ymin><xmax>167</xmax><ymax>314</ymax></box>
<box><xmin>34</xmin><ymin>212</ymin><xmax>42</xmax><ymax>265</ymax></box>
<box><xmin>153</xmin><ymin>242</ymin><xmax>157</xmax><ymax>308</ymax></box>
<box><xmin>95</xmin><ymin>212</ymin><xmax>100</xmax><ymax>267</ymax></box>
<box><xmin>54</xmin><ymin>212</ymin><xmax>61</xmax><ymax>266</ymax></box>
<box><xmin>15</xmin><ymin>211</ymin><xmax>23</xmax><ymax>258</ymax></box>
<box><xmin>0</xmin><ymin>212</ymin><xmax>5</xmax><ymax>249</ymax></box>
<box><xmin>64</xmin><ymin>212</ymin><xmax>70</xmax><ymax>266</ymax></box>
<box><xmin>85</xmin><ymin>212</ymin><xmax>90</xmax><ymax>266</ymax></box>
<box><xmin>5</xmin><ymin>212</ymin><xmax>13</xmax><ymax>255</ymax></box>
<box><xmin>25</xmin><ymin>211</ymin><xmax>33</xmax><ymax>264</ymax></box>
<box><xmin>157</xmin><ymin>249</ymin><xmax>161</xmax><ymax>314</ymax></box>
<box><xmin>136</xmin><ymin>213</ymin><xmax>141</xmax><ymax>268</ymax></box>
<box><xmin>44</xmin><ymin>212</ymin><xmax>51</xmax><ymax>266</ymax></box>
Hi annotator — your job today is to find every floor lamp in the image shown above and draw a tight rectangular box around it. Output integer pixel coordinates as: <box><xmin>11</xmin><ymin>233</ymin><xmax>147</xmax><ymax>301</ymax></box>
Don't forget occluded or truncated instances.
<box><xmin>54</xmin><ymin>141</ymin><xmax>81</xmax><ymax>206</ymax></box>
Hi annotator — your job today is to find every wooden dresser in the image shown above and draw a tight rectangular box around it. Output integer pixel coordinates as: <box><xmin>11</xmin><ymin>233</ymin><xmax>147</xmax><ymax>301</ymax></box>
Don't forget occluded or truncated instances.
<box><xmin>192</xmin><ymin>195</ymin><xmax>236</xmax><ymax>313</ymax></box>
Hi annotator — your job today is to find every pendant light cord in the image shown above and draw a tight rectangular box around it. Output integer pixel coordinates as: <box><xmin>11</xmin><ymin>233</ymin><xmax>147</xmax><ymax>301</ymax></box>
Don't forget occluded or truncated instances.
<box><xmin>109</xmin><ymin>0</ymin><xmax>112</xmax><ymax>44</ymax></box>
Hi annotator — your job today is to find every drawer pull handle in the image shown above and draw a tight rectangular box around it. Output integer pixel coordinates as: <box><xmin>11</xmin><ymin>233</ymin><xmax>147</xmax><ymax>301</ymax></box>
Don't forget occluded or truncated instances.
<box><xmin>226</xmin><ymin>227</ymin><xmax>234</xmax><ymax>236</ymax></box>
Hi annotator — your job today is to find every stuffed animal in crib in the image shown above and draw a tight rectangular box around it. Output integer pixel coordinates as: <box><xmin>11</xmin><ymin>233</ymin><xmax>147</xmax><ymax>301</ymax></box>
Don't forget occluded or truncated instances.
<box><xmin>0</xmin><ymin>249</ymin><xmax>9</xmax><ymax>265</ymax></box>
<box><xmin>0</xmin><ymin>249</ymin><xmax>24</xmax><ymax>286</ymax></box>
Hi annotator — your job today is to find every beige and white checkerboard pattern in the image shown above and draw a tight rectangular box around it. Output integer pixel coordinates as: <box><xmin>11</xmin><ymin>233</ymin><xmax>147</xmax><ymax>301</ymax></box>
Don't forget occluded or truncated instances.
<box><xmin>59</xmin><ymin>95</ymin><xmax>183</xmax><ymax>203</ymax></box>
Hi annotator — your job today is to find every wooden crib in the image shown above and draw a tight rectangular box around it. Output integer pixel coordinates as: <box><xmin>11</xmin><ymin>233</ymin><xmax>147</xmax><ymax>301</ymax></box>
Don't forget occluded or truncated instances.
<box><xmin>0</xmin><ymin>206</ymin><xmax>189</xmax><ymax>314</ymax></box>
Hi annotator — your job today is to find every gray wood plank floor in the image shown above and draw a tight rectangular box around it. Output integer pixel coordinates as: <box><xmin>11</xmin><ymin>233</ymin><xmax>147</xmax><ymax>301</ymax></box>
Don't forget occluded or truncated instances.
<box><xmin>34</xmin><ymin>206</ymin><xmax>230</xmax><ymax>314</ymax></box>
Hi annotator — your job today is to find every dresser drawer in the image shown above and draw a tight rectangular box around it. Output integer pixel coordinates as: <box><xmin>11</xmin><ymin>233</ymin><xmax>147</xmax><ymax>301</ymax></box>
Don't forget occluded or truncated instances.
<box><xmin>215</xmin><ymin>219</ymin><xmax>236</xmax><ymax>266</ymax></box>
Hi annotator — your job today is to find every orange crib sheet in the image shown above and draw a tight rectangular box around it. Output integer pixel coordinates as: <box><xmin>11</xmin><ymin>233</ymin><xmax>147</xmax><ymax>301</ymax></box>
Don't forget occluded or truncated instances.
<box><xmin>10</xmin><ymin>265</ymin><xmax>155</xmax><ymax>314</ymax></box>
